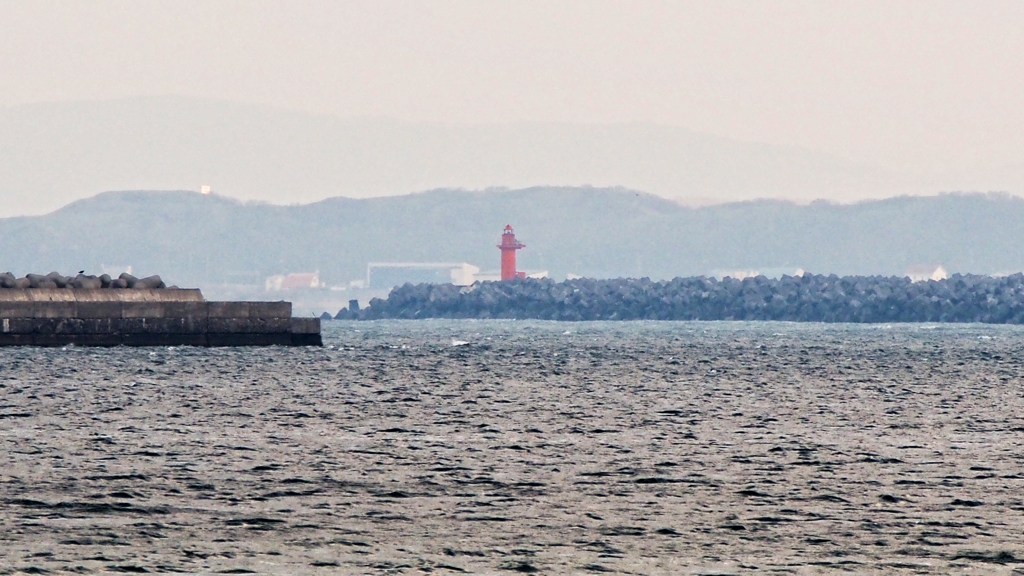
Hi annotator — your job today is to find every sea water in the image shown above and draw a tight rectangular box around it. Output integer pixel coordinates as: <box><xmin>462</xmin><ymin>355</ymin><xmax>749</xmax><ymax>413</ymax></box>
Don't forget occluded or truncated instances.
<box><xmin>2</xmin><ymin>321</ymin><xmax>1023</xmax><ymax>574</ymax></box>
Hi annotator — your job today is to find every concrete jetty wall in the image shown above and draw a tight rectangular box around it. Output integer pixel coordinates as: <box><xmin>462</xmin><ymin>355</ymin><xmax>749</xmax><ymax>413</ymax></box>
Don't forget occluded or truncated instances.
<box><xmin>0</xmin><ymin>289</ymin><xmax>321</xmax><ymax>346</ymax></box>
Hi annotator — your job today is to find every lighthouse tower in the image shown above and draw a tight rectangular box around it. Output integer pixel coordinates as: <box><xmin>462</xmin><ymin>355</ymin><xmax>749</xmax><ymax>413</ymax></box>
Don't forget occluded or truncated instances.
<box><xmin>497</xmin><ymin>224</ymin><xmax>526</xmax><ymax>281</ymax></box>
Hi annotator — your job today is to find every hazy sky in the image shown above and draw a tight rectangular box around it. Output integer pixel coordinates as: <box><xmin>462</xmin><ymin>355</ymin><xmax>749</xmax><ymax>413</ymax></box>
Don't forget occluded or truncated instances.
<box><xmin>2</xmin><ymin>0</ymin><xmax>1022</xmax><ymax>176</ymax></box>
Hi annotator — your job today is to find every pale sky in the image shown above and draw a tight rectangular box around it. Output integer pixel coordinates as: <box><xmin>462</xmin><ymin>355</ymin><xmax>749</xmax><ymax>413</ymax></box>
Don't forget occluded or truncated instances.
<box><xmin>1</xmin><ymin>0</ymin><xmax>1022</xmax><ymax>186</ymax></box>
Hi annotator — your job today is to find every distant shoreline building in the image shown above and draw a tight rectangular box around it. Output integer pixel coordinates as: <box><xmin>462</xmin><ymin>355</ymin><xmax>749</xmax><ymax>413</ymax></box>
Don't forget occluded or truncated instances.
<box><xmin>710</xmin><ymin>267</ymin><xmax>805</xmax><ymax>280</ymax></box>
<box><xmin>366</xmin><ymin>262</ymin><xmax>480</xmax><ymax>289</ymax></box>
<box><xmin>905</xmin><ymin>265</ymin><xmax>948</xmax><ymax>283</ymax></box>
<box><xmin>265</xmin><ymin>271</ymin><xmax>324</xmax><ymax>292</ymax></box>
<box><xmin>363</xmin><ymin>262</ymin><xmax>549</xmax><ymax>288</ymax></box>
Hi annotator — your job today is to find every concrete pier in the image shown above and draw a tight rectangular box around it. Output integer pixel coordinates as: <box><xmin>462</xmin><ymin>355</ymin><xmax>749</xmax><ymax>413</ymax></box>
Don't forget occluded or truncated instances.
<box><xmin>0</xmin><ymin>289</ymin><xmax>321</xmax><ymax>346</ymax></box>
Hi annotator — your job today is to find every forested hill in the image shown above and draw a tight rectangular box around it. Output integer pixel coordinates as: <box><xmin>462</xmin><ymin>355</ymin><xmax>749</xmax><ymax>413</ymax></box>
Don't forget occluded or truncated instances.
<box><xmin>0</xmin><ymin>187</ymin><xmax>1022</xmax><ymax>287</ymax></box>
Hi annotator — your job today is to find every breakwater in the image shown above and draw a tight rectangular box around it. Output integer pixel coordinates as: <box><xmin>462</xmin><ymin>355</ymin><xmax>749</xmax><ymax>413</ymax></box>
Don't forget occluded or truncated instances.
<box><xmin>342</xmin><ymin>273</ymin><xmax>1024</xmax><ymax>323</ymax></box>
<box><xmin>0</xmin><ymin>288</ymin><xmax>321</xmax><ymax>346</ymax></box>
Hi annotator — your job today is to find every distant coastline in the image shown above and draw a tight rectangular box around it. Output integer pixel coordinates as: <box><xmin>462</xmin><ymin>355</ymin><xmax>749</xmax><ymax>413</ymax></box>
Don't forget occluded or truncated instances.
<box><xmin>4</xmin><ymin>188</ymin><xmax>1024</xmax><ymax>292</ymax></box>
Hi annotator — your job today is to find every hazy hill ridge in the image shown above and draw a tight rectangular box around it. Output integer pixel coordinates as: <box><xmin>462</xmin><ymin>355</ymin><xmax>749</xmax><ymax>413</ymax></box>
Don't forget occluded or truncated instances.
<box><xmin>0</xmin><ymin>187</ymin><xmax>1022</xmax><ymax>288</ymax></box>
<box><xmin>0</xmin><ymin>96</ymin><xmax>910</xmax><ymax>216</ymax></box>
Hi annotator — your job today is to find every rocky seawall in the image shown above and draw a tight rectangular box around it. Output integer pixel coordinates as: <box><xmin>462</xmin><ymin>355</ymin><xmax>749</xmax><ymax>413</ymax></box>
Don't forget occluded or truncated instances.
<box><xmin>339</xmin><ymin>273</ymin><xmax>1024</xmax><ymax>323</ymax></box>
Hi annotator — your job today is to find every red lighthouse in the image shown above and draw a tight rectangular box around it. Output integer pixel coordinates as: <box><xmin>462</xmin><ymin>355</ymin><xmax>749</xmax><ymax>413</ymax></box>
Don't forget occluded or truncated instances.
<box><xmin>498</xmin><ymin>224</ymin><xmax>526</xmax><ymax>281</ymax></box>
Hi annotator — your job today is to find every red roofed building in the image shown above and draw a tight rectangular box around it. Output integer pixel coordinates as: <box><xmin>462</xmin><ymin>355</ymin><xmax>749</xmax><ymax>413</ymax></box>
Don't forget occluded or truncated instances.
<box><xmin>265</xmin><ymin>272</ymin><xmax>324</xmax><ymax>292</ymax></box>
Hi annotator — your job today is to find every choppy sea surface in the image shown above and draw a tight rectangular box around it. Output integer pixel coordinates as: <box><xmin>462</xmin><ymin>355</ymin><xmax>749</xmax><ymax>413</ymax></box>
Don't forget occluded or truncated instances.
<box><xmin>2</xmin><ymin>321</ymin><xmax>1024</xmax><ymax>575</ymax></box>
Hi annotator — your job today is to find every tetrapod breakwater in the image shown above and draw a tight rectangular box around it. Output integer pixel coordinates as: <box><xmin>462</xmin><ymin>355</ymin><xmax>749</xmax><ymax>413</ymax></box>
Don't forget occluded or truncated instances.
<box><xmin>338</xmin><ymin>273</ymin><xmax>1024</xmax><ymax>323</ymax></box>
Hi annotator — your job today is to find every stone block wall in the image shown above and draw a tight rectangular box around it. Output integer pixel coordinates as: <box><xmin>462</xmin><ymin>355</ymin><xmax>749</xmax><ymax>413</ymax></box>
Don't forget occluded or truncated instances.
<box><xmin>0</xmin><ymin>289</ymin><xmax>321</xmax><ymax>346</ymax></box>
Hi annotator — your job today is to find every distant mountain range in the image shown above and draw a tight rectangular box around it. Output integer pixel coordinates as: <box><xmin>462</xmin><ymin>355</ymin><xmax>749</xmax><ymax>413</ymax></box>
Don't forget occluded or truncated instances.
<box><xmin>0</xmin><ymin>96</ymin><xmax>951</xmax><ymax>217</ymax></box>
<box><xmin>1</xmin><ymin>188</ymin><xmax>1022</xmax><ymax>290</ymax></box>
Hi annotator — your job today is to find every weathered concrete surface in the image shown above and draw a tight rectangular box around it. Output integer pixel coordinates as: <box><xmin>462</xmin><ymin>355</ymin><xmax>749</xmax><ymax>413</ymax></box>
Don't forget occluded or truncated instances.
<box><xmin>0</xmin><ymin>288</ymin><xmax>205</xmax><ymax>302</ymax></box>
<box><xmin>0</xmin><ymin>290</ymin><xmax>320</xmax><ymax>346</ymax></box>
